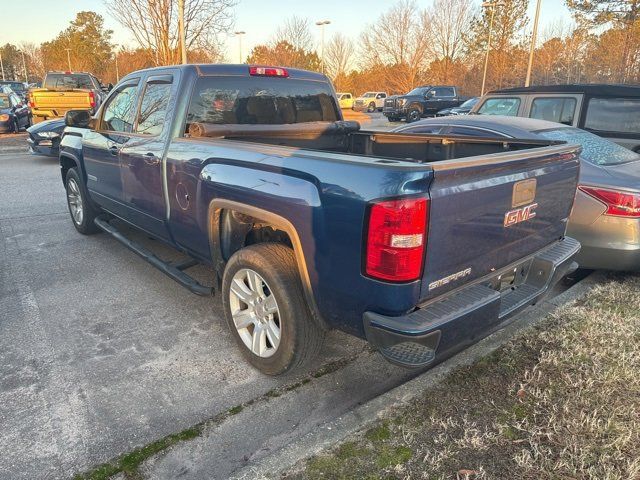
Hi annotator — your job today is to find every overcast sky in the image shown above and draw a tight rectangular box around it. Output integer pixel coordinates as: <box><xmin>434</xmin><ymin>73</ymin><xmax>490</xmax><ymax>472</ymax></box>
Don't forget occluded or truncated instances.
<box><xmin>0</xmin><ymin>0</ymin><xmax>574</xmax><ymax>62</ymax></box>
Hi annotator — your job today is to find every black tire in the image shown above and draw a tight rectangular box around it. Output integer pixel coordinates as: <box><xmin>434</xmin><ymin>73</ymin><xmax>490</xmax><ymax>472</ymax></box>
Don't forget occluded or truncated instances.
<box><xmin>406</xmin><ymin>108</ymin><xmax>421</xmax><ymax>123</ymax></box>
<box><xmin>367</xmin><ymin>102</ymin><xmax>376</xmax><ymax>113</ymax></box>
<box><xmin>11</xmin><ymin>117</ymin><xmax>19</xmax><ymax>133</ymax></box>
<box><xmin>65</xmin><ymin>168</ymin><xmax>101</xmax><ymax>235</ymax></box>
<box><xmin>25</xmin><ymin>115</ymin><xmax>32</xmax><ymax>129</ymax></box>
<box><xmin>222</xmin><ymin>243</ymin><xmax>325</xmax><ymax>375</ymax></box>
<box><xmin>387</xmin><ymin>116</ymin><xmax>399</xmax><ymax>122</ymax></box>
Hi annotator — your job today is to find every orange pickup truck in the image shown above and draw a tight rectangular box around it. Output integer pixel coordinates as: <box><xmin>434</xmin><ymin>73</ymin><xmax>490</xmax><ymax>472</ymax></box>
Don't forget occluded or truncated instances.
<box><xmin>29</xmin><ymin>71</ymin><xmax>107</xmax><ymax>123</ymax></box>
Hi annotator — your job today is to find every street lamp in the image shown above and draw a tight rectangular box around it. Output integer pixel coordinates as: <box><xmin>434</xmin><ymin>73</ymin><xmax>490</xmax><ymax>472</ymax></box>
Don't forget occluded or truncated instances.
<box><xmin>65</xmin><ymin>48</ymin><xmax>72</xmax><ymax>71</ymax></box>
<box><xmin>0</xmin><ymin>50</ymin><xmax>5</xmax><ymax>81</ymax></box>
<box><xmin>234</xmin><ymin>31</ymin><xmax>246</xmax><ymax>63</ymax></box>
<box><xmin>480</xmin><ymin>1</ymin><xmax>503</xmax><ymax>96</ymax></box>
<box><xmin>178</xmin><ymin>0</ymin><xmax>187</xmax><ymax>64</ymax></box>
<box><xmin>315</xmin><ymin>20</ymin><xmax>331</xmax><ymax>75</ymax></box>
<box><xmin>525</xmin><ymin>0</ymin><xmax>542</xmax><ymax>87</ymax></box>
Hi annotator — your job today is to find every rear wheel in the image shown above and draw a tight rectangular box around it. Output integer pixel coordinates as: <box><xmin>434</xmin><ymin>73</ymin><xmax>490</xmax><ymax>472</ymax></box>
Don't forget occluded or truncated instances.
<box><xmin>222</xmin><ymin>243</ymin><xmax>325</xmax><ymax>375</ymax></box>
<box><xmin>65</xmin><ymin>168</ymin><xmax>101</xmax><ymax>235</ymax></box>
<box><xmin>11</xmin><ymin>117</ymin><xmax>19</xmax><ymax>133</ymax></box>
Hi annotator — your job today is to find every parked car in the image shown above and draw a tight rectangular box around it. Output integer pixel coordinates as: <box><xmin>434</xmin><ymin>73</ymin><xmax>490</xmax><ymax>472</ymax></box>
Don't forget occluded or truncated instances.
<box><xmin>27</xmin><ymin>118</ymin><xmax>65</xmax><ymax>156</ymax></box>
<box><xmin>383</xmin><ymin>86</ymin><xmax>467</xmax><ymax>122</ymax></box>
<box><xmin>436</xmin><ymin>97</ymin><xmax>479</xmax><ymax>116</ymax></box>
<box><xmin>0</xmin><ymin>88</ymin><xmax>32</xmax><ymax>133</ymax></box>
<box><xmin>472</xmin><ymin>84</ymin><xmax>640</xmax><ymax>152</ymax></box>
<box><xmin>29</xmin><ymin>71</ymin><xmax>107</xmax><ymax>123</ymax></box>
<box><xmin>0</xmin><ymin>80</ymin><xmax>28</xmax><ymax>101</ymax></box>
<box><xmin>394</xmin><ymin>115</ymin><xmax>640</xmax><ymax>271</ymax></box>
<box><xmin>336</xmin><ymin>92</ymin><xmax>354</xmax><ymax>109</ymax></box>
<box><xmin>353</xmin><ymin>91</ymin><xmax>387</xmax><ymax>112</ymax></box>
<box><xmin>60</xmin><ymin>64</ymin><xmax>580</xmax><ymax>375</ymax></box>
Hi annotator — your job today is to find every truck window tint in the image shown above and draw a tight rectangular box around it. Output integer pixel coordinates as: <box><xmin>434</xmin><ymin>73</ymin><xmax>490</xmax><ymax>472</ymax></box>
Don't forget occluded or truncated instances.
<box><xmin>477</xmin><ymin>98</ymin><xmax>521</xmax><ymax>116</ymax></box>
<box><xmin>44</xmin><ymin>73</ymin><xmax>94</xmax><ymax>90</ymax></box>
<box><xmin>102</xmin><ymin>84</ymin><xmax>138</xmax><ymax>133</ymax></box>
<box><xmin>136</xmin><ymin>82</ymin><xmax>172</xmax><ymax>136</ymax></box>
<box><xmin>530</xmin><ymin>97</ymin><xmax>576</xmax><ymax>125</ymax></box>
<box><xmin>434</xmin><ymin>87</ymin><xmax>455</xmax><ymax>97</ymax></box>
<box><xmin>186</xmin><ymin>76</ymin><xmax>339</xmax><ymax>126</ymax></box>
<box><xmin>584</xmin><ymin>97</ymin><xmax>640</xmax><ymax>134</ymax></box>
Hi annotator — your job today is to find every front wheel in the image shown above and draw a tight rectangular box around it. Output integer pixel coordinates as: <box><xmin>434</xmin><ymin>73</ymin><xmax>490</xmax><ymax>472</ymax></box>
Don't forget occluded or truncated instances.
<box><xmin>65</xmin><ymin>168</ymin><xmax>101</xmax><ymax>234</ymax></box>
<box><xmin>222</xmin><ymin>243</ymin><xmax>325</xmax><ymax>375</ymax></box>
<box><xmin>367</xmin><ymin>102</ymin><xmax>376</xmax><ymax>113</ymax></box>
<box><xmin>406</xmin><ymin>108</ymin><xmax>421</xmax><ymax>123</ymax></box>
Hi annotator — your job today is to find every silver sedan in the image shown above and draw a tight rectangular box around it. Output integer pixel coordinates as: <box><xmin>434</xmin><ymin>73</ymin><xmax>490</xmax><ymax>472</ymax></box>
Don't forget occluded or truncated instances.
<box><xmin>393</xmin><ymin>116</ymin><xmax>640</xmax><ymax>271</ymax></box>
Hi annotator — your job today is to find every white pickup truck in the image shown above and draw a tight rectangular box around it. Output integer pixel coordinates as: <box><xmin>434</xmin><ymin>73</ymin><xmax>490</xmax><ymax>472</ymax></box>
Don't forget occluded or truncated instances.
<box><xmin>353</xmin><ymin>91</ymin><xmax>387</xmax><ymax>112</ymax></box>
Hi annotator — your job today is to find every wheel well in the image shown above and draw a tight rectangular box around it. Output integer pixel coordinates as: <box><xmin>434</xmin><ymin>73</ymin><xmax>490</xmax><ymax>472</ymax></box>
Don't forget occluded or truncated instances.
<box><xmin>408</xmin><ymin>103</ymin><xmax>423</xmax><ymax>112</ymax></box>
<box><xmin>219</xmin><ymin>209</ymin><xmax>293</xmax><ymax>263</ymax></box>
<box><xmin>60</xmin><ymin>156</ymin><xmax>77</xmax><ymax>186</ymax></box>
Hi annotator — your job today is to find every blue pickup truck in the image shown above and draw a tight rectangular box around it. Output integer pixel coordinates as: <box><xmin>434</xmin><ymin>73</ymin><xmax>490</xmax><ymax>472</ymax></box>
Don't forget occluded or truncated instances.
<box><xmin>59</xmin><ymin>64</ymin><xmax>581</xmax><ymax>375</ymax></box>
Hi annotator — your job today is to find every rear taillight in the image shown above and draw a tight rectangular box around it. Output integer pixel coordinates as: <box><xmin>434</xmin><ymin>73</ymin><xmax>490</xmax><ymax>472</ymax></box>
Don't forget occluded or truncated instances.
<box><xmin>579</xmin><ymin>186</ymin><xmax>640</xmax><ymax>217</ymax></box>
<box><xmin>89</xmin><ymin>91</ymin><xmax>95</xmax><ymax>108</ymax></box>
<box><xmin>249</xmin><ymin>66</ymin><xmax>289</xmax><ymax>77</ymax></box>
<box><xmin>365</xmin><ymin>197</ymin><xmax>428</xmax><ymax>282</ymax></box>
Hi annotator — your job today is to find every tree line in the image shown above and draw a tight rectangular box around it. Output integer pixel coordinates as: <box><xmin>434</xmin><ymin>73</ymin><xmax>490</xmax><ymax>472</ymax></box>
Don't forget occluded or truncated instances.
<box><xmin>1</xmin><ymin>0</ymin><xmax>638</xmax><ymax>95</ymax></box>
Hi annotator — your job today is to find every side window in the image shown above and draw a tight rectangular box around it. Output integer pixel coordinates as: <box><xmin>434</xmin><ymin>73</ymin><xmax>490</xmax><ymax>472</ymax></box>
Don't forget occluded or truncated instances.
<box><xmin>101</xmin><ymin>83</ymin><xmax>139</xmax><ymax>133</ymax></box>
<box><xmin>434</xmin><ymin>87</ymin><xmax>455</xmax><ymax>97</ymax></box>
<box><xmin>477</xmin><ymin>97</ymin><xmax>521</xmax><ymax>116</ymax></box>
<box><xmin>530</xmin><ymin>97</ymin><xmax>576</xmax><ymax>125</ymax></box>
<box><xmin>10</xmin><ymin>93</ymin><xmax>20</xmax><ymax>106</ymax></box>
<box><xmin>136</xmin><ymin>78</ymin><xmax>173</xmax><ymax>136</ymax></box>
<box><xmin>447</xmin><ymin>126</ymin><xmax>502</xmax><ymax>138</ymax></box>
<box><xmin>345</xmin><ymin>94</ymin><xmax>351</xmax><ymax>99</ymax></box>
<box><xmin>401</xmin><ymin>125</ymin><xmax>443</xmax><ymax>134</ymax></box>
<box><xmin>584</xmin><ymin>97</ymin><xmax>640</xmax><ymax>134</ymax></box>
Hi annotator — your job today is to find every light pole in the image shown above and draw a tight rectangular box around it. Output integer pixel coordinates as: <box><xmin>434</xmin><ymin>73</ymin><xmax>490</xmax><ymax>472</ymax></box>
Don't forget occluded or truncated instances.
<box><xmin>65</xmin><ymin>48</ymin><xmax>72</xmax><ymax>71</ymax></box>
<box><xmin>21</xmin><ymin>51</ymin><xmax>27</xmax><ymax>82</ymax></box>
<box><xmin>234</xmin><ymin>31</ymin><xmax>246</xmax><ymax>63</ymax></box>
<box><xmin>0</xmin><ymin>50</ymin><xmax>5</xmax><ymax>81</ymax></box>
<box><xmin>115</xmin><ymin>50</ymin><xmax>120</xmax><ymax>82</ymax></box>
<box><xmin>178</xmin><ymin>0</ymin><xmax>187</xmax><ymax>64</ymax></box>
<box><xmin>480</xmin><ymin>1</ymin><xmax>503</xmax><ymax>96</ymax></box>
<box><xmin>315</xmin><ymin>20</ymin><xmax>331</xmax><ymax>74</ymax></box>
<box><xmin>525</xmin><ymin>0</ymin><xmax>542</xmax><ymax>87</ymax></box>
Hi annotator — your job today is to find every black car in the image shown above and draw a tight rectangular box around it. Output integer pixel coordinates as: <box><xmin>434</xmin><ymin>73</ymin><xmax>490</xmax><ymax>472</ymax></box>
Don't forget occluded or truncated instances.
<box><xmin>436</xmin><ymin>97</ymin><xmax>479</xmax><ymax>116</ymax></box>
<box><xmin>26</xmin><ymin>117</ymin><xmax>65</xmax><ymax>156</ymax></box>
<box><xmin>0</xmin><ymin>88</ymin><xmax>32</xmax><ymax>133</ymax></box>
<box><xmin>0</xmin><ymin>80</ymin><xmax>28</xmax><ymax>101</ymax></box>
<box><xmin>383</xmin><ymin>85</ymin><xmax>466</xmax><ymax>122</ymax></box>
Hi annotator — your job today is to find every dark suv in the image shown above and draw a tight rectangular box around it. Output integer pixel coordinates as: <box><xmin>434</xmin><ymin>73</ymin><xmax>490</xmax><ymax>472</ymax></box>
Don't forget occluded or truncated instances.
<box><xmin>383</xmin><ymin>85</ymin><xmax>466</xmax><ymax>122</ymax></box>
<box><xmin>472</xmin><ymin>84</ymin><xmax>640</xmax><ymax>152</ymax></box>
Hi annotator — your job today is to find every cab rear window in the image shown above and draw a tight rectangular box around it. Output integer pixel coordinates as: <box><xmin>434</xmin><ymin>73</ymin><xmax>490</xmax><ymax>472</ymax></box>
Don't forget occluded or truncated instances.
<box><xmin>44</xmin><ymin>74</ymin><xmax>95</xmax><ymax>90</ymax></box>
<box><xmin>584</xmin><ymin>97</ymin><xmax>640</xmax><ymax>134</ymax></box>
<box><xmin>186</xmin><ymin>76</ymin><xmax>339</xmax><ymax>125</ymax></box>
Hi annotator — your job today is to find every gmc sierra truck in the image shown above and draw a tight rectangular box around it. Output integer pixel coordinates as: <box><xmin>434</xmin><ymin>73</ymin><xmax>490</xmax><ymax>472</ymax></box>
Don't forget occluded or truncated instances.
<box><xmin>384</xmin><ymin>85</ymin><xmax>467</xmax><ymax>122</ymax></box>
<box><xmin>59</xmin><ymin>64</ymin><xmax>581</xmax><ymax>375</ymax></box>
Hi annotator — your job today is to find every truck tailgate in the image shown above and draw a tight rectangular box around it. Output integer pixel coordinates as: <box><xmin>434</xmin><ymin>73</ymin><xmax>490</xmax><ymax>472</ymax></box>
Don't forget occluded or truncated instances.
<box><xmin>421</xmin><ymin>144</ymin><xmax>580</xmax><ymax>301</ymax></box>
<box><xmin>32</xmin><ymin>90</ymin><xmax>92</xmax><ymax>112</ymax></box>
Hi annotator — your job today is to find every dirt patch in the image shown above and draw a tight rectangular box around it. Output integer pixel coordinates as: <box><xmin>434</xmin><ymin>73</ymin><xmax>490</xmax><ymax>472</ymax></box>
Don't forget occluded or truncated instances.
<box><xmin>0</xmin><ymin>133</ymin><xmax>28</xmax><ymax>153</ymax></box>
<box><xmin>287</xmin><ymin>273</ymin><xmax>640</xmax><ymax>480</ymax></box>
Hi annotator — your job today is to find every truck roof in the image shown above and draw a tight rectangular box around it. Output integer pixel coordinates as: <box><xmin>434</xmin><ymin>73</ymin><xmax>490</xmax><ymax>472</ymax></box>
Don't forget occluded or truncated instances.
<box><xmin>489</xmin><ymin>83</ymin><xmax>640</xmax><ymax>97</ymax></box>
<box><xmin>125</xmin><ymin>64</ymin><xmax>329</xmax><ymax>82</ymax></box>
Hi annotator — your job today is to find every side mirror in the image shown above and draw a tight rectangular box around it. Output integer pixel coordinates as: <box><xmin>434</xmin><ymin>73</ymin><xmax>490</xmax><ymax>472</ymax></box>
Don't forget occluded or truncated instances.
<box><xmin>65</xmin><ymin>109</ymin><xmax>93</xmax><ymax>129</ymax></box>
<box><xmin>426</xmin><ymin>91</ymin><xmax>434</xmax><ymax>99</ymax></box>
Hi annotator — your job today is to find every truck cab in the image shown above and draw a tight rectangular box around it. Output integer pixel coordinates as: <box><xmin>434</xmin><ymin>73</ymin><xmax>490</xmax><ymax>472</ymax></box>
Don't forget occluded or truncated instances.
<box><xmin>384</xmin><ymin>86</ymin><xmax>464</xmax><ymax>122</ymax></box>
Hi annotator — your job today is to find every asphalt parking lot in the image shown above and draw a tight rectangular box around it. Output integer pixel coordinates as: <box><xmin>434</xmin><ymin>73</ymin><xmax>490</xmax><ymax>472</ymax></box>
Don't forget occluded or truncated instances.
<box><xmin>0</xmin><ymin>117</ymin><xmax>418</xmax><ymax>480</ymax></box>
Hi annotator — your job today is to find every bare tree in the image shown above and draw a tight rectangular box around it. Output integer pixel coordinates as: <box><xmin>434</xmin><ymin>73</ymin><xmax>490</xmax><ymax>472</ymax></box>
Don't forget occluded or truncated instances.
<box><xmin>106</xmin><ymin>0</ymin><xmax>236</xmax><ymax>66</ymax></box>
<box><xmin>324</xmin><ymin>33</ymin><xmax>354</xmax><ymax>80</ymax></box>
<box><xmin>359</xmin><ymin>0</ymin><xmax>432</xmax><ymax>92</ymax></box>
<box><xmin>18</xmin><ymin>42</ymin><xmax>45</xmax><ymax>80</ymax></box>
<box><xmin>423</xmin><ymin>0</ymin><xmax>476</xmax><ymax>81</ymax></box>
<box><xmin>273</xmin><ymin>16</ymin><xmax>314</xmax><ymax>52</ymax></box>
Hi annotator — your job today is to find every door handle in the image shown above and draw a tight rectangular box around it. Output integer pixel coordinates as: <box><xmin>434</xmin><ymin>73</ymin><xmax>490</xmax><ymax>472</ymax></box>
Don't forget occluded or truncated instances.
<box><xmin>144</xmin><ymin>152</ymin><xmax>160</xmax><ymax>166</ymax></box>
<box><xmin>109</xmin><ymin>145</ymin><xmax>119</xmax><ymax>156</ymax></box>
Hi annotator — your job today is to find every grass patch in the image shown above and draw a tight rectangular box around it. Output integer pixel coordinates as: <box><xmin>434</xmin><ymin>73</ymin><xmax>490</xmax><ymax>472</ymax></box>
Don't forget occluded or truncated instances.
<box><xmin>288</xmin><ymin>273</ymin><xmax>640</xmax><ymax>480</ymax></box>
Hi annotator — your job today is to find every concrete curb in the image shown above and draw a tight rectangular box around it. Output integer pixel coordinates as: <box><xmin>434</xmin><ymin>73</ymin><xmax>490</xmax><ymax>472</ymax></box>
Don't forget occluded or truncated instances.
<box><xmin>231</xmin><ymin>272</ymin><xmax>603</xmax><ymax>480</ymax></box>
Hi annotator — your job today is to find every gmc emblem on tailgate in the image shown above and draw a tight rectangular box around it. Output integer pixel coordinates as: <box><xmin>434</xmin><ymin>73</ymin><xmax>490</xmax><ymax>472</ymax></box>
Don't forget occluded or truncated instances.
<box><xmin>504</xmin><ymin>203</ymin><xmax>538</xmax><ymax>227</ymax></box>
<box><xmin>504</xmin><ymin>179</ymin><xmax>538</xmax><ymax>227</ymax></box>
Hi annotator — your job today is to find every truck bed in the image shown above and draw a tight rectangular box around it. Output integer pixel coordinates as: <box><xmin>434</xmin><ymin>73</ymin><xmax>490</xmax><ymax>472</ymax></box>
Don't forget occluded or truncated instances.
<box><xmin>187</xmin><ymin>120</ymin><xmax>563</xmax><ymax>164</ymax></box>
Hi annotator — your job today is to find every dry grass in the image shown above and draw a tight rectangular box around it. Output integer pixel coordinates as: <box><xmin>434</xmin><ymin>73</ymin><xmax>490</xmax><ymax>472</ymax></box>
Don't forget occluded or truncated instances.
<box><xmin>286</xmin><ymin>273</ymin><xmax>640</xmax><ymax>480</ymax></box>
